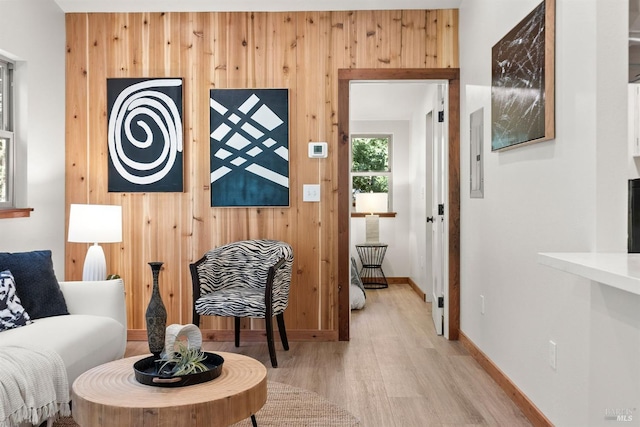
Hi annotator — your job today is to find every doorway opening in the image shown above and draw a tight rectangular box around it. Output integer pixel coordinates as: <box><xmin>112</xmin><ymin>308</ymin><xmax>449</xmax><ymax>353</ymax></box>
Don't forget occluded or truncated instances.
<box><xmin>338</xmin><ymin>68</ymin><xmax>460</xmax><ymax>341</ymax></box>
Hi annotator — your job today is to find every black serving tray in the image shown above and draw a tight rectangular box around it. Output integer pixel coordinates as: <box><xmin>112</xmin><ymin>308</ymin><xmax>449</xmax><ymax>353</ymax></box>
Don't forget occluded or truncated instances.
<box><xmin>133</xmin><ymin>352</ymin><xmax>224</xmax><ymax>387</ymax></box>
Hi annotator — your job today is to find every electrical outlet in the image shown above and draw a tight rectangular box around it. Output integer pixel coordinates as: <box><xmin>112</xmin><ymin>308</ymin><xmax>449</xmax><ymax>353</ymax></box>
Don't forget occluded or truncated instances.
<box><xmin>480</xmin><ymin>295</ymin><xmax>485</xmax><ymax>315</ymax></box>
<box><xmin>549</xmin><ymin>340</ymin><xmax>557</xmax><ymax>370</ymax></box>
<box><xmin>303</xmin><ymin>184</ymin><xmax>321</xmax><ymax>202</ymax></box>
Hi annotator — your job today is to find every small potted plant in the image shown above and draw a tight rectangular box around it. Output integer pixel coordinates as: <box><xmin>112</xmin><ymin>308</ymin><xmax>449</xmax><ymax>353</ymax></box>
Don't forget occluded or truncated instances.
<box><xmin>133</xmin><ymin>324</ymin><xmax>224</xmax><ymax>387</ymax></box>
<box><xmin>158</xmin><ymin>342</ymin><xmax>208</xmax><ymax>376</ymax></box>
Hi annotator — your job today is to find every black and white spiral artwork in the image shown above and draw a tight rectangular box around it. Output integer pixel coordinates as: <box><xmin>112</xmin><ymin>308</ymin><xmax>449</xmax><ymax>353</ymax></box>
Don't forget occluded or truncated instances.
<box><xmin>107</xmin><ymin>78</ymin><xmax>184</xmax><ymax>192</ymax></box>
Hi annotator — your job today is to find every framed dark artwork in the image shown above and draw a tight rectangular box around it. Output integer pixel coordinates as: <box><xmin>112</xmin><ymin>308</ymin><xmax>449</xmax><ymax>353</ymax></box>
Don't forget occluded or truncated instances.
<box><xmin>107</xmin><ymin>78</ymin><xmax>184</xmax><ymax>192</ymax></box>
<box><xmin>470</xmin><ymin>108</ymin><xmax>484</xmax><ymax>198</ymax></box>
<box><xmin>209</xmin><ymin>89</ymin><xmax>289</xmax><ymax>207</ymax></box>
<box><xmin>491</xmin><ymin>0</ymin><xmax>555</xmax><ymax>151</ymax></box>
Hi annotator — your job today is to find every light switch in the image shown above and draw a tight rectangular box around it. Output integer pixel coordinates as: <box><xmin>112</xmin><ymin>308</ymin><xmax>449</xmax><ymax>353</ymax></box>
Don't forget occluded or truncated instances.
<box><xmin>303</xmin><ymin>184</ymin><xmax>321</xmax><ymax>202</ymax></box>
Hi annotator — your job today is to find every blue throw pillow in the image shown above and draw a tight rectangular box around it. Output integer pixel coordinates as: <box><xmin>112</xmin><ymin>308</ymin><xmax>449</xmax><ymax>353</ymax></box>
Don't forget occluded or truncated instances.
<box><xmin>0</xmin><ymin>250</ymin><xmax>68</xmax><ymax>319</ymax></box>
<box><xmin>0</xmin><ymin>270</ymin><xmax>32</xmax><ymax>331</ymax></box>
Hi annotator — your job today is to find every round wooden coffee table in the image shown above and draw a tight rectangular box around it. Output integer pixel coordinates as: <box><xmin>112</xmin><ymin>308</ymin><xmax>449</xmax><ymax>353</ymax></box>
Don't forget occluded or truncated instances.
<box><xmin>72</xmin><ymin>352</ymin><xmax>267</xmax><ymax>427</ymax></box>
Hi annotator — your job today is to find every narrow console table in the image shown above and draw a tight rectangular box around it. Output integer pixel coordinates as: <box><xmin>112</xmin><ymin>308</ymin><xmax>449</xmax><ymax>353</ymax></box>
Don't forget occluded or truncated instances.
<box><xmin>356</xmin><ymin>243</ymin><xmax>389</xmax><ymax>289</ymax></box>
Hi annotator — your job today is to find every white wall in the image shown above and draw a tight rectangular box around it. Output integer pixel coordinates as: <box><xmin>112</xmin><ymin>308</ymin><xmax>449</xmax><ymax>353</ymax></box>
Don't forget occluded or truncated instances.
<box><xmin>350</xmin><ymin>120</ymin><xmax>412</xmax><ymax>278</ymax></box>
<box><xmin>0</xmin><ymin>0</ymin><xmax>66</xmax><ymax>276</ymax></box>
<box><xmin>460</xmin><ymin>0</ymin><xmax>638</xmax><ymax>425</ymax></box>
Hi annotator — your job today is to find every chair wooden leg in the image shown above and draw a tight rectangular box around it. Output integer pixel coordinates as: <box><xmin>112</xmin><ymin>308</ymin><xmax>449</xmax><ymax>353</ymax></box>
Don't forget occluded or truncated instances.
<box><xmin>265</xmin><ymin>315</ymin><xmax>277</xmax><ymax>368</ymax></box>
<box><xmin>276</xmin><ymin>313</ymin><xmax>289</xmax><ymax>351</ymax></box>
<box><xmin>234</xmin><ymin>317</ymin><xmax>241</xmax><ymax>348</ymax></box>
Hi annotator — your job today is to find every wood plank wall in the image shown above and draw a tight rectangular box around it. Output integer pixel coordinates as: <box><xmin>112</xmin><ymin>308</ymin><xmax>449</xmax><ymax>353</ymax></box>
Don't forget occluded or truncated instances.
<box><xmin>64</xmin><ymin>10</ymin><xmax>459</xmax><ymax>339</ymax></box>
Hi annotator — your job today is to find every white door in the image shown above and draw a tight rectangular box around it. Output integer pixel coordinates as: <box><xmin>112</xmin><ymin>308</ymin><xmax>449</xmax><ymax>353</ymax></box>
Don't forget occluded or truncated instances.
<box><xmin>430</xmin><ymin>85</ymin><xmax>448</xmax><ymax>336</ymax></box>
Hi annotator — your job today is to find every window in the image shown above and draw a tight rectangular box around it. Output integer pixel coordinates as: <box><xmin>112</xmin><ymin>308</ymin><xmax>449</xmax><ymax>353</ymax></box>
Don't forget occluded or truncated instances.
<box><xmin>351</xmin><ymin>134</ymin><xmax>392</xmax><ymax>212</ymax></box>
<box><xmin>0</xmin><ymin>57</ymin><xmax>14</xmax><ymax>208</ymax></box>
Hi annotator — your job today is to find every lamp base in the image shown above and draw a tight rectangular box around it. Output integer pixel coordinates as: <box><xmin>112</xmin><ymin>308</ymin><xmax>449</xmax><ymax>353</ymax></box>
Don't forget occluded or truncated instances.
<box><xmin>365</xmin><ymin>214</ymin><xmax>380</xmax><ymax>243</ymax></box>
<box><xmin>83</xmin><ymin>244</ymin><xmax>107</xmax><ymax>281</ymax></box>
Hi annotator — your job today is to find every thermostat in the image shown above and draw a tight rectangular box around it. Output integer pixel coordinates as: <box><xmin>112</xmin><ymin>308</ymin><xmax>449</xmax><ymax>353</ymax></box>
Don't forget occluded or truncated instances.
<box><xmin>308</xmin><ymin>142</ymin><xmax>328</xmax><ymax>158</ymax></box>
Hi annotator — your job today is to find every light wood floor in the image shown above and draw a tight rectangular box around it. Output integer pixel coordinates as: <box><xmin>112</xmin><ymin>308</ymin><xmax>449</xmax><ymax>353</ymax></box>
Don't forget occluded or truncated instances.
<box><xmin>125</xmin><ymin>284</ymin><xmax>531</xmax><ymax>426</ymax></box>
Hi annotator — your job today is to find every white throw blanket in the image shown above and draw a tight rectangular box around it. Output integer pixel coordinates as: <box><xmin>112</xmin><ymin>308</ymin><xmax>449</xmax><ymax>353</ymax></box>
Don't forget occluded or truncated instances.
<box><xmin>0</xmin><ymin>345</ymin><xmax>70</xmax><ymax>427</ymax></box>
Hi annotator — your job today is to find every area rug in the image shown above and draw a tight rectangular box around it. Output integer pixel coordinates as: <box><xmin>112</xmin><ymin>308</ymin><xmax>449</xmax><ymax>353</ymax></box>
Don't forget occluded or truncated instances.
<box><xmin>52</xmin><ymin>381</ymin><xmax>360</xmax><ymax>427</ymax></box>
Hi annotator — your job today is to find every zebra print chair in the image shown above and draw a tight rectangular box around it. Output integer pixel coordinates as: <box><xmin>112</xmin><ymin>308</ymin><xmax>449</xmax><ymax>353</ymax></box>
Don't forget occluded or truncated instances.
<box><xmin>190</xmin><ymin>239</ymin><xmax>294</xmax><ymax>368</ymax></box>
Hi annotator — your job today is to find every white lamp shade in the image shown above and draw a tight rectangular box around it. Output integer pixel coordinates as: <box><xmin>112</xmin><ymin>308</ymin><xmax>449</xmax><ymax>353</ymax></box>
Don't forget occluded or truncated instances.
<box><xmin>68</xmin><ymin>204</ymin><xmax>123</xmax><ymax>243</ymax></box>
<box><xmin>355</xmin><ymin>193</ymin><xmax>388</xmax><ymax>214</ymax></box>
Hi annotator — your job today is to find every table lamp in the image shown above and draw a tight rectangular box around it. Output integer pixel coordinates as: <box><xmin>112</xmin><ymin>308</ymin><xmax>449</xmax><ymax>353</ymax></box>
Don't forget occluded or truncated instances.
<box><xmin>355</xmin><ymin>192</ymin><xmax>388</xmax><ymax>243</ymax></box>
<box><xmin>68</xmin><ymin>204</ymin><xmax>122</xmax><ymax>281</ymax></box>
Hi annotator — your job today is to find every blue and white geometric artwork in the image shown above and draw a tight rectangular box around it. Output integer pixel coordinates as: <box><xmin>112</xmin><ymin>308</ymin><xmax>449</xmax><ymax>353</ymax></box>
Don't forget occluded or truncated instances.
<box><xmin>107</xmin><ymin>78</ymin><xmax>183</xmax><ymax>192</ymax></box>
<box><xmin>209</xmin><ymin>89</ymin><xmax>289</xmax><ymax>207</ymax></box>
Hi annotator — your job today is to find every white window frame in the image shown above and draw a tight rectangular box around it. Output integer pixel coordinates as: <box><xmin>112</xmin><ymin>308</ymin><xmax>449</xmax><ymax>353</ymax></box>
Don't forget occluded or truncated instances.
<box><xmin>350</xmin><ymin>133</ymin><xmax>393</xmax><ymax>212</ymax></box>
<box><xmin>0</xmin><ymin>56</ymin><xmax>14</xmax><ymax>208</ymax></box>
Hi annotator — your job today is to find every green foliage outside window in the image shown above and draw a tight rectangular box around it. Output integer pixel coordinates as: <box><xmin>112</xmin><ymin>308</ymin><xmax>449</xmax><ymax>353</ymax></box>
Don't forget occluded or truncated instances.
<box><xmin>0</xmin><ymin>65</ymin><xmax>4</xmax><ymax>201</ymax></box>
<box><xmin>0</xmin><ymin>138</ymin><xmax>7</xmax><ymax>202</ymax></box>
<box><xmin>0</xmin><ymin>62</ymin><xmax>7</xmax><ymax>203</ymax></box>
<box><xmin>352</xmin><ymin>175</ymin><xmax>388</xmax><ymax>193</ymax></box>
<box><xmin>0</xmin><ymin>139</ymin><xmax>5</xmax><ymax>202</ymax></box>
<box><xmin>0</xmin><ymin>64</ymin><xmax>4</xmax><ymax>128</ymax></box>
<box><xmin>352</xmin><ymin>137</ymin><xmax>388</xmax><ymax>172</ymax></box>
<box><xmin>351</xmin><ymin>137</ymin><xmax>389</xmax><ymax>193</ymax></box>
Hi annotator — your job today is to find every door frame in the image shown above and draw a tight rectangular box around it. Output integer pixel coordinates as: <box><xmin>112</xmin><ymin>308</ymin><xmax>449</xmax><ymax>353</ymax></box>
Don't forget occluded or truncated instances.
<box><xmin>337</xmin><ymin>68</ymin><xmax>460</xmax><ymax>341</ymax></box>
